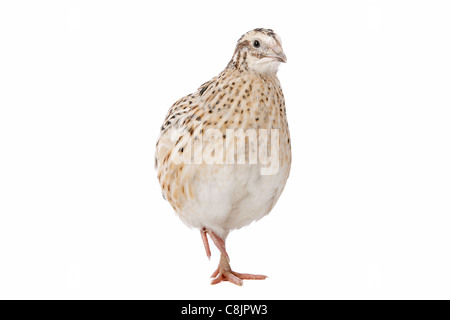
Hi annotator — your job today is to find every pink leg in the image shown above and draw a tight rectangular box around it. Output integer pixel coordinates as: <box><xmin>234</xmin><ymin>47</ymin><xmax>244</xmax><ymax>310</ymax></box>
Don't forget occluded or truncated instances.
<box><xmin>200</xmin><ymin>228</ymin><xmax>211</xmax><ymax>260</ymax></box>
<box><xmin>200</xmin><ymin>227</ymin><xmax>229</xmax><ymax>261</ymax></box>
<box><xmin>200</xmin><ymin>227</ymin><xmax>267</xmax><ymax>286</ymax></box>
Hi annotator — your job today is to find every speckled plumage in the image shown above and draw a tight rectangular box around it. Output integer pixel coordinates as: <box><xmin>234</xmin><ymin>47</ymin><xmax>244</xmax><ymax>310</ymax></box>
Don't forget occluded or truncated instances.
<box><xmin>155</xmin><ymin>29</ymin><xmax>291</xmax><ymax>285</ymax></box>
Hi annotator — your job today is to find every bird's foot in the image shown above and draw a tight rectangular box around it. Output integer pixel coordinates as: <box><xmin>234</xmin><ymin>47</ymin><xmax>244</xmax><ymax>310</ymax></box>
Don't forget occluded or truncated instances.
<box><xmin>210</xmin><ymin>254</ymin><xmax>267</xmax><ymax>286</ymax></box>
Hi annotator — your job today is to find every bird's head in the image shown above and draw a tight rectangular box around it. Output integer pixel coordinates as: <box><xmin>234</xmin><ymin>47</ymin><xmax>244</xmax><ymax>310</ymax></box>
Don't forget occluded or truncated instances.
<box><xmin>230</xmin><ymin>28</ymin><xmax>287</xmax><ymax>74</ymax></box>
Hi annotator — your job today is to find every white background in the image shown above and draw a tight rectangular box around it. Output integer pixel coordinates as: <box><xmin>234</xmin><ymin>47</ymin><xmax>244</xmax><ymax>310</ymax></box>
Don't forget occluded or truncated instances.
<box><xmin>1</xmin><ymin>0</ymin><xmax>449</xmax><ymax>299</ymax></box>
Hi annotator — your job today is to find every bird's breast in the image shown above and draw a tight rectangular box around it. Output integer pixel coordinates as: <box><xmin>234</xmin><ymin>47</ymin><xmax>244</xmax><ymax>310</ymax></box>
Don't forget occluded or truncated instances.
<box><xmin>156</xmin><ymin>70</ymin><xmax>291</xmax><ymax>228</ymax></box>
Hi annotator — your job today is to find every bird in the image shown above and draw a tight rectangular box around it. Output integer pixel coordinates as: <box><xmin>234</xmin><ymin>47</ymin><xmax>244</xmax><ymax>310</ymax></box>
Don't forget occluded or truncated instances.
<box><xmin>155</xmin><ymin>28</ymin><xmax>291</xmax><ymax>286</ymax></box>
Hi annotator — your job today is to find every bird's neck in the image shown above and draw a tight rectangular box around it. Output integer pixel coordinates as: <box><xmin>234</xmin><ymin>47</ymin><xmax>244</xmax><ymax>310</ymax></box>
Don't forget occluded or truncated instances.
<box><xmin>227</xmin><ymin>50</ymin><xmax>249</xmax><ymax>72</ymax></box>
<box><xmin>227</xmin><ymin>52</ymin><xmax>280</xmax><ymax>77</ymax></box>
<box><xmin>222</xmin><ymin>66</ymin><xmax>280</xmax><ymax>87</ymax></box>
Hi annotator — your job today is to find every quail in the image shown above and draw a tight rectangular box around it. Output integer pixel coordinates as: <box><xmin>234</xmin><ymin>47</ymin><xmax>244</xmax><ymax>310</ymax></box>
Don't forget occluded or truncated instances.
<box><xmin>155</xmin><ymin>28</ymin><xmax>291</xmax><ymax>285</ymax></box>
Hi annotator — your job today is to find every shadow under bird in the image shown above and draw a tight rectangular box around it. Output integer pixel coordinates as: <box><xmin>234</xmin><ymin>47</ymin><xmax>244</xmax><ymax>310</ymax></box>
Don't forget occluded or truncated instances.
<box><xmin>155</xmin><ymin>28</ymin><xmax>291</xmax><ymax>285</ymax></box>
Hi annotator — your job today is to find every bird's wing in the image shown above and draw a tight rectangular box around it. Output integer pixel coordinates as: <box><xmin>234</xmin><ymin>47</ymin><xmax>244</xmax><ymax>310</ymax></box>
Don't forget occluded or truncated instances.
<box><xmin>198</xmin><ymin>77</ymin><xmax>217</xmax><ymax>97</ymax></box>
<box><xmin>155</xmin><ymin>97</ymin><xmax>191</xmax><ymax>171</ymax></box>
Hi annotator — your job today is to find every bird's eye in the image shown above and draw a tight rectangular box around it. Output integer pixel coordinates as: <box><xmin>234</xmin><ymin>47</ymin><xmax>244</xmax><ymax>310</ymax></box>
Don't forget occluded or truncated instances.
<box><xmin>253</xmin><ymin>40</ymin><xmax>260</xmax><ymax>48</ymax></box>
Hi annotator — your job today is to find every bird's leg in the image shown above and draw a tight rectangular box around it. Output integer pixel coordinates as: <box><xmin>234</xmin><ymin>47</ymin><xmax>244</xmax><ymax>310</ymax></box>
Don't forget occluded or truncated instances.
<box><xmin>211</xmin><ymin>254</ymin><xmax>267</xmax><ymax>286</ymax></box>
<box><xmin>200</xmin><ymin>227</ymin><xmax>229</xmax><ymax>261</ymax></box>
<box><xmin>200</xmin><ymin>227</ymin><xmax>211</xmax><ymax>260</ymax></box>
<box><xmin>201</xmin><ymin>227</ymin><xmax>265</xmax><ymax>285</ymax></box>
<box><xmin>207</xmin><ymin>229</ymin><xmax>229</xmax><ymax>261</ymax></box>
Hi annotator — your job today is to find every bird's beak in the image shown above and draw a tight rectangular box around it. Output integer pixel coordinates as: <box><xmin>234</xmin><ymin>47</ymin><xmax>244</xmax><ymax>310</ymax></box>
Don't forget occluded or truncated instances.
<box><xmin>274</xmin><ymin>51</ymin><xmax>287</xmax><ymax>63</ymax></box>
<box><xmin>264</xmin><ymin>47</ymin><xmax>287</xmax><ymax>63</ymax></box>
